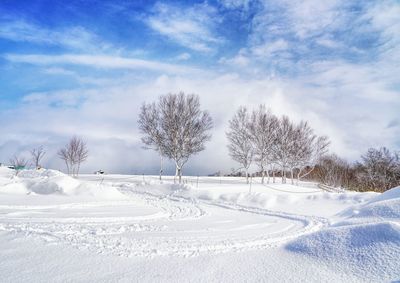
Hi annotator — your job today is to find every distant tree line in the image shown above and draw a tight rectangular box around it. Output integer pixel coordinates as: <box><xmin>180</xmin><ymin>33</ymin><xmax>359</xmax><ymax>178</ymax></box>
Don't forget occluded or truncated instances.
<box><xmin>308</xmin><ymin>148</ymin><xmax>400</xmax><ymax>192</ymax></box>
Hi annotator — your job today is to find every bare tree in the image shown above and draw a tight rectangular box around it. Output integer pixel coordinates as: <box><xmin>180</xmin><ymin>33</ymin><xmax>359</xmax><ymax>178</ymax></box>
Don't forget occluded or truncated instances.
<box><xmin>356</xmin><ymin>147</ymin><xmax>399</xmax><ymax>192</ymax></box>
<box><xmin>139</xmin><ymin>92</ymin><xmax>213</xmax><ymax>183</ymax></box>
<box><xmin>315</xmin><ymin>154</ymin><xmax>351</xmax><ymax>188</ymax></box>
<box><xmin>30</xmin><ymin>146</ymin><xmax>46</xmax><ymax>169</ymax></box>
<box><xmin>227</xmin><ymin>106</ymin><xmax>253</xmax><ymax>184</ymax></box>
<box><xmin>58</xmin><ymin>136</ymin><xmax>89</xmax><ymax>177</ymax></box>
<box><xmin>289</xmin><ymin>121</ymin><xmax>330</xmax><ymax>185</ymax></box>
<box><xmin>249</xmin><ymin>105</ymin><xmax>278</xmax><ymax>184</ymax></box>
<box><xmin>138</xmin><ymin>102</ymin><xmax>165</xmax><ymax>180</ymax></box>
<box><xmin>58</xmin><ymin>148</ymin><xmax>71</xmax><ymax>175</ymax></box>
<box><xmin>272</xmin><ymin>116</ymin><xmax>295</xmax><ymax>184</ymax></box>
<box><xmin>9</xmin><ymin>155</ymin><xmax>28</xmax><ymax>175</ymax></box>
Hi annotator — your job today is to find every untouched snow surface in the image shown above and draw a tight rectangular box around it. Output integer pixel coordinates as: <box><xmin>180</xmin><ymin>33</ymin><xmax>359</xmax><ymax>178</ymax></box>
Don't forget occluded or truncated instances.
<box><xmin>0</xmin><ymin>169</ymin><xmax>398</xmax><ymax>282</ymax></box>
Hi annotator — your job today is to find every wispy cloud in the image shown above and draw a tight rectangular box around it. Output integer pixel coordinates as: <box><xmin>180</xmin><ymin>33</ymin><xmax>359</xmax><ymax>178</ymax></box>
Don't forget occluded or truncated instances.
<box><xmin>175</xmin><ymin>53</ymin><xmax>191</xmax><ymax>61</ymax></box>
<box><xmin>0</xmin><ymin>18</ymin><xmax>111</xmax><ymax>52</ymax></box>
<box><xmin>219</xmin><ymin>0</ymin><xmax>251</xmax><ymax>10</ymax></box>
<box><xmin>144</xmin><ymin>2</ymin><xmax>222</xmax><ymax>52</ymax></box>
<box><xmin>4</xmin><ymin>53</ymin><xmax>201</xmax><ymax>75</ymax></box>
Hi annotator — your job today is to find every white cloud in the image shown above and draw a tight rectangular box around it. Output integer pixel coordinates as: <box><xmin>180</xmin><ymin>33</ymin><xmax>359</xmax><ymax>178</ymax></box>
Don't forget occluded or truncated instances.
<box><xmin>42</xmin><ymin>67</ymin><xmax>76</xmax><ymax>76</ymax></box>
<box><xmin>1</xmin><ymin>68</ymin><xmax>398</xmax><ymax>174</ymax></box>
<box><xmin>281</xmin><ymin>0</ymin><xmax>343</xmax><ymax>39</ymax></box>
<box><xmin>219</xmin><ymin>0</ymin><xmax>251</xmax><ymax>10</ymax></box>
<box><xmin>362</xmin><ymin>1</ymin><xmax>400</xmax><ymax>61</ymax></box>
<box><xmin>4</xmin><ymin>53</ymin><xmax>202</xmax><ymax>75</ymax></box>
<box><xmin>145</xmin><ymin>2</ymin><xmax>222</xmax><ymax>52</ymax></box>
<box><xmin>0</xmin><ymin>18</ymin><xmax>111</xmax><ymax>52</ymax></box>
<box><xmin>251</xmin><ymin>39</ymin><xmax>289</xmax><ymax>57</ymax></box>
<box><xmin>175</xmin><ymin>53</ymin><xmax>191</xmax><ymax>61</ymax></box>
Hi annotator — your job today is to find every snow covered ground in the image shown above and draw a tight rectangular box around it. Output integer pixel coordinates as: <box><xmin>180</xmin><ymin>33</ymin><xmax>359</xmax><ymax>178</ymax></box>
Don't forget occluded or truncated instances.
<box><xmin>0</xmin><ymin>168</ymin><xmax>398</xmax><ymax>282</ymax></box>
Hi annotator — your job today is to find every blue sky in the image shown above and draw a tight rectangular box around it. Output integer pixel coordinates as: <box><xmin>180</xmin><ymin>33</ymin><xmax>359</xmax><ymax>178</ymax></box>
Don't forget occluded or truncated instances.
<box><xmin>0</xmin><ymin>0</ymin><xmax>399</xmax><ymax>174</ymax></box>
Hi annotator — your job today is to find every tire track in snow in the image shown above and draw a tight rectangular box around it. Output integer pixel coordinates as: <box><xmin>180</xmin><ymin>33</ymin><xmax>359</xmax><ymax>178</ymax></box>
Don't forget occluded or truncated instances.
<box><xmin>0</xmin><ymin>182</ymin><xmax>328</xmax><ymax>258</ymax></box>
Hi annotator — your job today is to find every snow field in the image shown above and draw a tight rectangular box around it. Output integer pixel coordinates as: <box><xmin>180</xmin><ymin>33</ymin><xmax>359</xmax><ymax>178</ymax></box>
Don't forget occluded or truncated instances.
<box><xmin>0</xmin><ymin>169</ymin><xmax>398</xmax><ymax>281</ymax></box>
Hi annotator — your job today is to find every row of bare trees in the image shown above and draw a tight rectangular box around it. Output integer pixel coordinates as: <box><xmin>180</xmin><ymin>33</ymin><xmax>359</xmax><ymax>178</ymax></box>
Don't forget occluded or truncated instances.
<box><xmin>311</xmin><ymin>148</ymin><xmax>400</xmax><ymax>192</ymax></box>
<box><xmin>227</xmin><ymin>105</ymin><xmax>330</xmax><ymax>184</ymax></box>
<box><xmin>7</xmin><ymin>138</ymin><xmax>88</xmax><ymax>177</ymax></box>
<box><xmin>8</xmin><ymin>146</ymin><xmax>46</xmax><ymax>175</ymax></box>
<box><xmin>138</xmin><ymin>92</ymin><xmax>213</xmax><ymax>183</ymax></box>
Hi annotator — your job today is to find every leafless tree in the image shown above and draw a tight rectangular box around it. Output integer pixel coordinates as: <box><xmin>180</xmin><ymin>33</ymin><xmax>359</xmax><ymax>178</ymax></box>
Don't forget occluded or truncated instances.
<box><xmin>272</xmin><ymin>116</ymin><xmax>295</xmax><ymax>184</ymax></box>
<box><xmin>58</xmin><ymin>136</ymin><xmax>89</xmax><ymax>177</ymax></box>
<box><xmin>227</xmin><ymin>106</ymin><xmax>253</xmax><ymax>184</ymax></box>
<box><xmin>58</xmin><ymin>148</ymin><xmax>71</xmax><ymax>175</ymax></box>
<box><xmin>30</xmin><ymin>146</ymin><xmax>46</xmax><ymax>169</ymax></box>
<box><xmin>9</xmin><ymin>155</ymin><xmax>28</xmax><ymax>175</ymax></box>
<box><xmin>138</xmin><ymin>102</ymin><xmax>165</xmax><ymax>180</ymax></box>
<box><xmin>315</xmin><ymin>154</ymin><xmax>351</xmax><ymax>187</ymax></box>
<box><xmin>356</xmin><ymin>147</ymin><xmax>399</xmax><ymax>192</ymax></box>
<box><xmin>249</xmin><ymin>105</ymin><xmax>278</xmax><ymax>184</ymax></box>
<box><xmin>289</xmin><ymin>122</ymin><xmax>330</xmax><ymax>185</ymax></box>
<box><xmin>139</xmin><ymin>92</ymin><xmax>213</xmax><ymax>183</ymax></box>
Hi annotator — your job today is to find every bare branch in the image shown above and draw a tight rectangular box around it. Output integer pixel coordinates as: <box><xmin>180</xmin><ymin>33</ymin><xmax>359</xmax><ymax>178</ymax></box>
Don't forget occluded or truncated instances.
<box><xmin>30</xmin><ymin>146</ymin><xmax>46</xmax><ymax>169</ymax></box>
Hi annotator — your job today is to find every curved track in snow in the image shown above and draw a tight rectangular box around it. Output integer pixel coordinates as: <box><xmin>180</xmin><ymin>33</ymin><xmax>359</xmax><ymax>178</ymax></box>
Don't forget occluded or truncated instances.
<box><xmin>0</xmin><ymin>179</ymin><xmax>328</xmax><ymax>258</ymax></box>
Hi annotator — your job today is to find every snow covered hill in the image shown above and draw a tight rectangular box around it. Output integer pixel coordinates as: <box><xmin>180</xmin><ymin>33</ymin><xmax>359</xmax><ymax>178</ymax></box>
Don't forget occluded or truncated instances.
<box><xmin>0</xmin><ymin>169</ymin><xmax>398</xmax><ymax>282</ymax></box>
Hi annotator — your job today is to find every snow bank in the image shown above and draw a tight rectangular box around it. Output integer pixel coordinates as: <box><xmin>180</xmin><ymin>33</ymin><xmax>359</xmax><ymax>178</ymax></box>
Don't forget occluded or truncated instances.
<box><xmin>339</xmin><ymin>186</ymin><xmax>400</xmax><ymax>220</ymax></box>
<box><xmin>18</xmin><ymin>169</ymin><xmax>80</xmax><ymax>195</ymax></box>
<box><xmin>286</xmin><ymin>186</ymin><xmax>400</xmax><ymax>278</ymax></box>
<box><xmin>0</xmin><ymin>169</ymin><xmax>126</xmax><ymax>200</ymax></box>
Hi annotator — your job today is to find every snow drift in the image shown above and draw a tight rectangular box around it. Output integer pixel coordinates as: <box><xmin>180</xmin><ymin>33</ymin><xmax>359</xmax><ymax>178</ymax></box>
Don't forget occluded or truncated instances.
<box><xmin>0</xmin><ymin>168</ymin><xmax>126</xmax><ymax>200</ymax></box>
<box><xmin>286</xmin><ymin>186</ymin><xmax>400</xmax><ymax>279</ymax></box>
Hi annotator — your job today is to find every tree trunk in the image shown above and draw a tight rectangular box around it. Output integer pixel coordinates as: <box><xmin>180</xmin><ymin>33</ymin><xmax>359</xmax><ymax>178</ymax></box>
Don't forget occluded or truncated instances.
<box><xmin>159</xmin><ymin>155</ymin><xmax>163</xmax><ymax>181</ymax></box>
<box><xmin>290</xmin><ymin>169</ymin><xmax>294</xmax><ymax>185</ymax></box>
<box><xmin>65</xmin><ymin>161</ymin><xmax>70</xmax><ymax>175</ymax></box>
<box><xmin>272</xmin><ymin>169</ymin><xmax>276</xmax><ymax>183</ymax></box>
<box><xmin>178</xmin><ymin>167</ymin><xmax>182</xmax><ymax>184</ymax></box>
<box><xmin>174</xmin><ymin>166</ymin><xmax>178</xmax><ymax>184</ymax></box>
<box><xmin>296</xmin><ymin>171</ymin><xmax>301</xmax><ymax>186</ymax></box>
<box><xmin>261</xmin><ymin>166</ymin><xmax>265</xmax><ymax>184</ymax></box>
<box><xmin>245</xmin><ymin>168</ymin><xmax>249</xmax><ymax>184</ymax></box>
<box><xmin>299</xmin><ymin>166</ymin><xmax>316</xmax><ymax>179</ymax></box>
<box><xmin>266</xmin><ymin>168</ymin><xmax>270</xmax><ymax>184</ymax></box>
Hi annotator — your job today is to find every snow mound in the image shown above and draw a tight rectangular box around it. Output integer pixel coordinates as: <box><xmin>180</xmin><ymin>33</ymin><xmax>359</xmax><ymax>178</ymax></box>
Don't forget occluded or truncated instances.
<box><xmin>19</xmin><ymin>169</ymin><xmax>80</xmax><ymax>195</ymax></box>
<box><xmin>339</xmin><ymin>186</ymin><xmax>400</xmax><ymax>220</ymax></box>
<box><xmin>286</xmin><ymin>222</ymin><xmax>400</xmax><ymax>273</ymax></box>
<box><xmin>371</xmin><ymin>186</ymin><xmax>400</xmax><ymax>202</ymax></box>
<box><xmin>286</xmin><ymin>186</ymin><xmax>400</xmax><ymax>278</ymax></box>
<box><xmin>0</xmin><ymin>169</ymin><xmax>126</xmax><ymax>200</ymax></box>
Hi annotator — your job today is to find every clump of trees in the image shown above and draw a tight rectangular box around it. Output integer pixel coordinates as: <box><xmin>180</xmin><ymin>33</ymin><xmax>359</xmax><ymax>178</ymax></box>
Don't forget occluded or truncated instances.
<box><xmin>138</xmin><ymin>92</ymin><xmax>213</xmax><ymax>183</ymax></box>
<box><xmin>9</xmin><ymin>155</ymin><xmax>29</xmax><ymax>175</ymax></box>
<box><xmin>227</xmin><ymin>105</ymin><xmax>329</xmax><ymax>184</ymax></box>
<box><xmin>30</xmin><ymin>146</ymin><xmax>46</xmax><ymax>169</ymax></box>
<box><xmin>58</xmin><ymin>136</ymin><xmax>89</xmax><ymax>177</ymax></box>
<box><xmin>311</xmin><ymin>148</ymin><xmax>400</xmax><ymax>192</ymax></box>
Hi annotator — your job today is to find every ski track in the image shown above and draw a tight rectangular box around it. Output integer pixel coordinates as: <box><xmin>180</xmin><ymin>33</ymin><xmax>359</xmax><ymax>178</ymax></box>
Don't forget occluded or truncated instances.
<box><xmin>0</xmin><ymin>181</ymin><xmax>328</xmax><ymax>258</ymax></box>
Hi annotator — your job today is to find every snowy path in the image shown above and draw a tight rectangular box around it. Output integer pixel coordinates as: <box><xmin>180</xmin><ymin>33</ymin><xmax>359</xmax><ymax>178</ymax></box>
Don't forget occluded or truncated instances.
<box><xmin>0</xmin><ymin>177</ymin><xmax>328</xmax><ymax>258</ymax></box>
